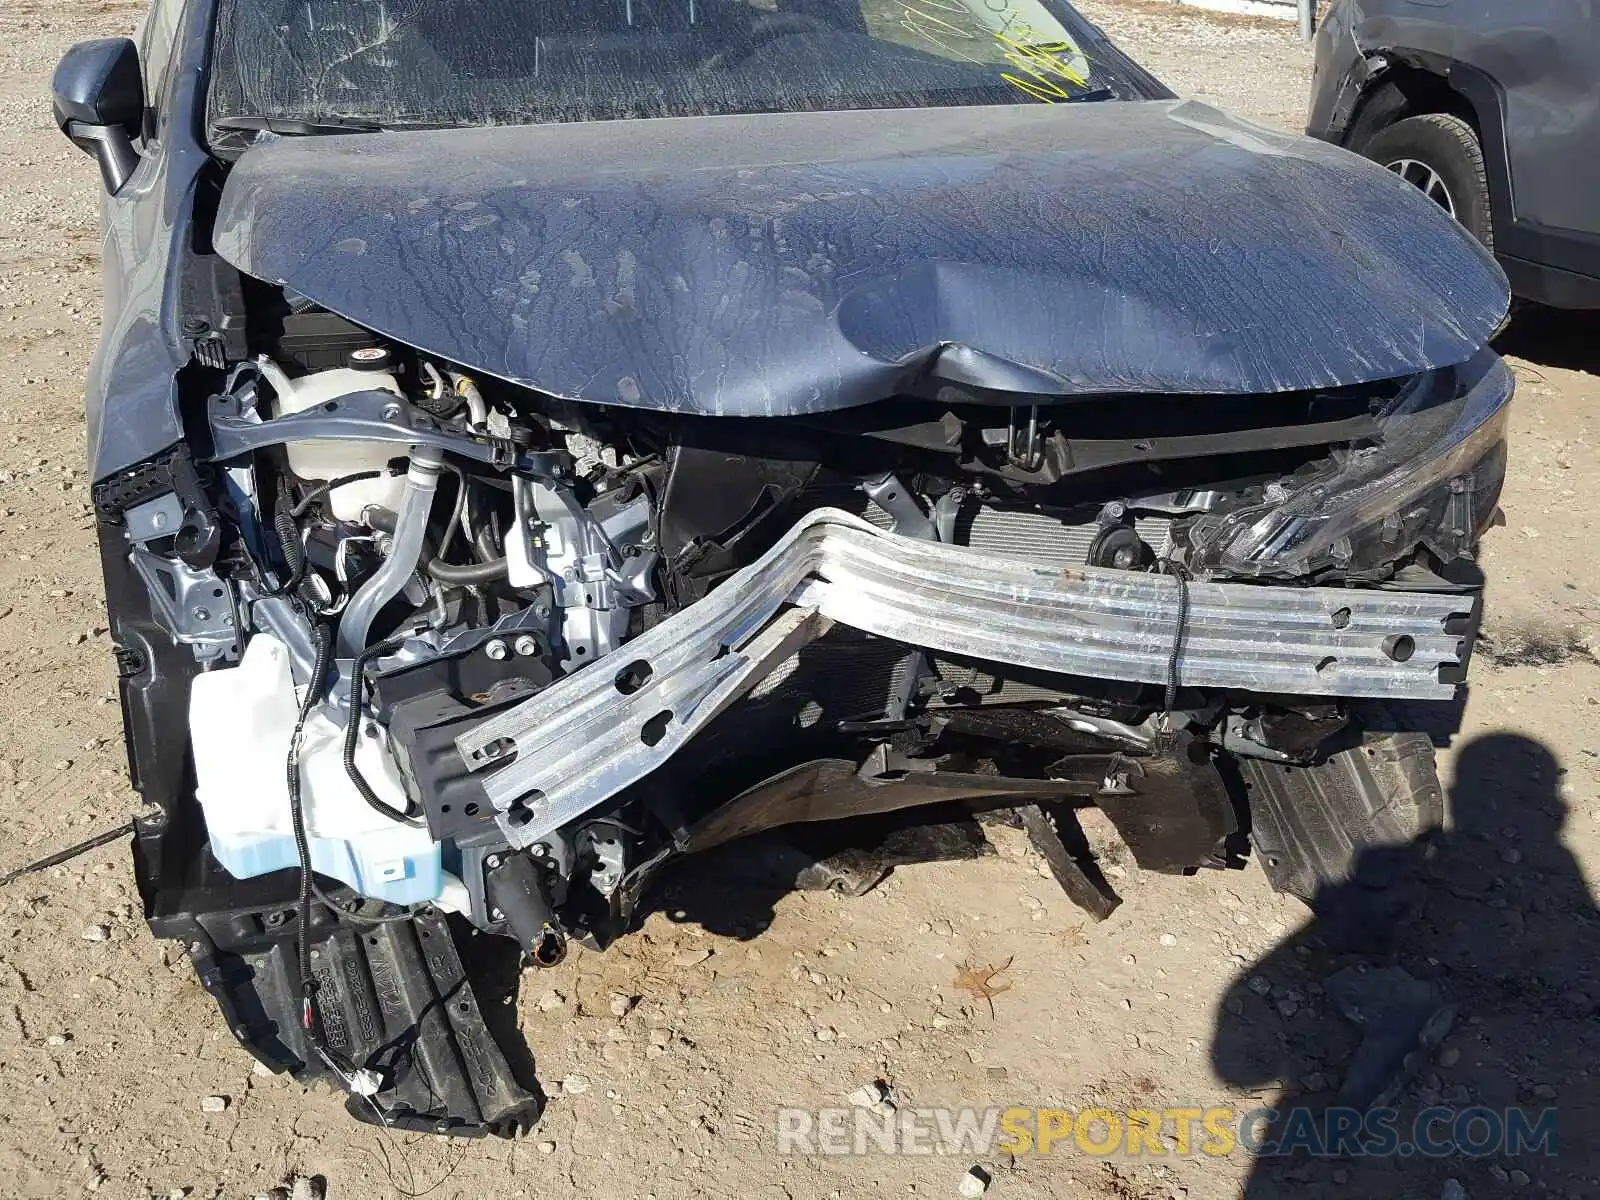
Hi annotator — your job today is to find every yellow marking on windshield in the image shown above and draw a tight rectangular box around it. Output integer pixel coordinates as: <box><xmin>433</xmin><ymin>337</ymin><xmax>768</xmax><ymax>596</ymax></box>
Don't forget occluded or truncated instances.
<box><xmin>875</xmin><ymin>0</ymin><xmax>1094</xmax><ymax>101</ymax></box>
<box><xmin>995</xmin><ymin>25</ymin><xmax>1090</xmax><ymax>103</ymax></box>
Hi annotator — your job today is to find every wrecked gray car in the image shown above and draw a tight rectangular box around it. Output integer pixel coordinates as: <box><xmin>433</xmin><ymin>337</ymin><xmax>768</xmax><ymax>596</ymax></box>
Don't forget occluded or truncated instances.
<box><xmin>53</xmin><ymin>0</ymin><xmax>1509</xmax><ymax>1136</ymax></box>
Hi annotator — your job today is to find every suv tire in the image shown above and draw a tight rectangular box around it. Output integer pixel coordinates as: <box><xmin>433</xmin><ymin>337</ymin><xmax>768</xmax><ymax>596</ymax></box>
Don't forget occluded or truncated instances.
<box><xmin>1362</xmin><ymin>113</ymin><xmax>1494</xmax><ymax>249</ymax></box>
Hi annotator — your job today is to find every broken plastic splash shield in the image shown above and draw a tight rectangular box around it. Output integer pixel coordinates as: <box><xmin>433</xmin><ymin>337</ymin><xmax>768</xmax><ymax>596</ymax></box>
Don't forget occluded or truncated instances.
<box><xmin>454</xmin><ymin>509</ymin><xmax>1473</xmax><ymax>849</ymax></box>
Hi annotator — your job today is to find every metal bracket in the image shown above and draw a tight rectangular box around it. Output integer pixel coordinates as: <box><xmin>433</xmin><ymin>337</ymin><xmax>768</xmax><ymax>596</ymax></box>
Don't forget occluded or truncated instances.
<box><xmin>861</xmin><ymin>473</ymin><xmax>935</xmax><ymax>539</ymax></box>
<box><xmin>130</xmin><ymin>546</ymin><xmax>240</xmax><ymax>663</ymax></box>
<box><xmin>205</xmin><ymin>388</ymin><xmax>566</xmax><ymax>475</ymax></box>
<box><xmin>123</xmin><ymin>493</ymin><xmax>186</xmax><ymax>543</ymax></box>
<box><xmin>1007</xmin><ymin>405</ymin><xmax>1044</xmax><ymax>471</ymax></box>
<box><xmin>506</xmin><ymin>475</ymin><xmax>655</xmax><ymax>669</ymax></box>
<box><xmin>577</xmin><ymin>825</ymin><xmax>627</xmax><ymax>897</ymax></box>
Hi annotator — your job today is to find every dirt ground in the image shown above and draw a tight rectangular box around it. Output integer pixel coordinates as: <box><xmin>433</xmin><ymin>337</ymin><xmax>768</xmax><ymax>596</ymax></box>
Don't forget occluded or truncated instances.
<box><xmin>0</xmin><ymin>2</ymin><xmax>1596</xmax><ymax>1197</ymax></box>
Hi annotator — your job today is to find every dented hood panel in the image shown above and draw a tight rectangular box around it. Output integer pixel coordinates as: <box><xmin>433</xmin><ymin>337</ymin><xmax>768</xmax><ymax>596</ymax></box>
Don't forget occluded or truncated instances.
<box><xmin>214</xmin><ymin>99</ymin><xmax>1509</xmax><ymax>413</ymax></box>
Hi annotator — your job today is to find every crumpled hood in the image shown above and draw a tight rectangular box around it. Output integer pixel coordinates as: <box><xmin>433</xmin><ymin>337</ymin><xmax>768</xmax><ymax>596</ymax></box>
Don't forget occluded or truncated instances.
<box><xmin>214</xmin><ymin>99</ymin><xmax>1509</xmax><ymax>414</ymax></box>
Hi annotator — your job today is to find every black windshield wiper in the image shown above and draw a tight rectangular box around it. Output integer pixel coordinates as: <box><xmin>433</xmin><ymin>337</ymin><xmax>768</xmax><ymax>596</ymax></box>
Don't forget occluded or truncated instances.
<box><xmin>211</xmin><ymin>115</ymin><xmax>386</xmax><ymax>136</ymax></box>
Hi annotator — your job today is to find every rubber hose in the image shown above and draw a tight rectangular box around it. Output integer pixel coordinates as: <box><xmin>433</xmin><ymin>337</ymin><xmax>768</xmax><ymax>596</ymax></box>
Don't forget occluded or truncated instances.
<box><xmin>337</xmin><ymin>447</ymin><xmax>444</xmax><ymax>659</ymax></box>
<box><xmin>426</xmin><ymin>556</ymin><xmax>509</xmax><ymax>585</ymax></box>
<box><xmin>405</xmin><ymin>526</ymin><xmax>510</xmax><ymax>586</ymax></box>
<box><xmin>476</xmin><ymin>520</ymin><xmax>501</xmax><ymax>563</ymax></box>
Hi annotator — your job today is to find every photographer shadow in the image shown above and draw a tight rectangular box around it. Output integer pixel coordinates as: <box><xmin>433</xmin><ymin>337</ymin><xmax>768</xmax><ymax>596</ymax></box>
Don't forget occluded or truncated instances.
<box><xmin>1211</xmin><ymin>732</ymin><xmax>1600</xmax><ymax>1196</ymax></box>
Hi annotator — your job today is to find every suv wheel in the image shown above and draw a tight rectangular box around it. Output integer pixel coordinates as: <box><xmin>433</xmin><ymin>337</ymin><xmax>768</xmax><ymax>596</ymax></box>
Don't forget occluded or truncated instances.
<box><xmin>1362</xmin><ymin>113</ymin><xmax>1494</xmax><ymax>249</ymax></box>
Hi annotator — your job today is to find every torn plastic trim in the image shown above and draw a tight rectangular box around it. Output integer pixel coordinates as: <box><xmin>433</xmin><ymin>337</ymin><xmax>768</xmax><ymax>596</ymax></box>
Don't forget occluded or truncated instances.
<box><xmin>179</xmin><ymin>901</ymin><xmax>539</xmax><ymax>1137</ymax></box>
<box><xmin>454</xmin><ymin>507</ymin><xmax>1472</xmax><ymax>850</ymax></box>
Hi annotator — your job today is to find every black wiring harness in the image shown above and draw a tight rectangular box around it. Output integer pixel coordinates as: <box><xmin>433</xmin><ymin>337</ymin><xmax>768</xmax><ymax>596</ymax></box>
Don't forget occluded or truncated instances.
<box><xmin>285</xmin><ymin>620</ymin><xmax>334</xmax><ymax>1040</ymax></box>
<box><xmin>1153</xmin><ymin>557</ymin><xmax>1190</xmax><ymax>752</ymax></box>
<box><xmin>343</xmin><ymin>633</ymin><xmax>428</xmax><ymax>829</ymax></box>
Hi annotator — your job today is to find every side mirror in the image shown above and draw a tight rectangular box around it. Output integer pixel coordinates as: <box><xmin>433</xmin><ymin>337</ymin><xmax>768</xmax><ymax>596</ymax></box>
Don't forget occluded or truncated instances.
<box><xmin>52</xmin><ymin>38</ymin><xmax>144</xmax><ymax>195</ymax></box>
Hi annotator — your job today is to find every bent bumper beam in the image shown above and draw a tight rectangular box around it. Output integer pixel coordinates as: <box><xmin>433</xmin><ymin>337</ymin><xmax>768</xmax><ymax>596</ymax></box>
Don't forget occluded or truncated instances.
<box><xmin>456</xmin><ymin>508</ymin><xmax>1472</xmax><ymax>848</ymax></box>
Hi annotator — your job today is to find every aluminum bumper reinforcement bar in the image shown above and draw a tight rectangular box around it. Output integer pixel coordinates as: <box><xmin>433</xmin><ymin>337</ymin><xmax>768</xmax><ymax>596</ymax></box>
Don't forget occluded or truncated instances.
<box><xmin>456</xmin><ymin>507</ymin><xmax>1472</xmax><ymax>848</ymax></box>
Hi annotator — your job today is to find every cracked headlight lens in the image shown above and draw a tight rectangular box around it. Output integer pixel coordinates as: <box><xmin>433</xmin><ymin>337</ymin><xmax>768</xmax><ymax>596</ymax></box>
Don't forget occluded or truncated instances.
<box><xmin>1189</xmin><ymin>349</ymin><xmax>1511</xmax><ymax>580</ymax></box>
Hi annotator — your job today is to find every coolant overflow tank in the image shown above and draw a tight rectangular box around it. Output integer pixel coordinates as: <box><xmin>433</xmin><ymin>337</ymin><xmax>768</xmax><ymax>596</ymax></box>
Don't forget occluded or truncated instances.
<box><xmin>256</xmin><ymin>355</ymin><xmax>408</xmax><ymax>522</ymax></box>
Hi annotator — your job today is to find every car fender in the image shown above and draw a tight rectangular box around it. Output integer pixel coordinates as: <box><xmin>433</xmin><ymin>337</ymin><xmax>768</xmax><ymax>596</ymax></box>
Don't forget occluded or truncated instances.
<box><xmin>85</xmin><ymin>0</ymin><xmax>220</xmax><ymax>485</ymax></box>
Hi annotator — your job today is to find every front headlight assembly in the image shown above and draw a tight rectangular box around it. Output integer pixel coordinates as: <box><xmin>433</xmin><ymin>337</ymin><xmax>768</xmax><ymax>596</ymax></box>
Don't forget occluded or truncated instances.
<box><xmin>1188</xmin><ymin>349</ymin><xmax>1512</xmax><ymax>581</ymax></box>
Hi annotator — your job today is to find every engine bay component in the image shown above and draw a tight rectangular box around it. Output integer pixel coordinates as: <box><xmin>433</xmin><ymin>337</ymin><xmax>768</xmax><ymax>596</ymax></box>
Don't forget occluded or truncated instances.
<box><xmin>190</xmin><ymin>633</ymin><xmax>444</xmax><ymax>903</ymax></box>
<box><xmin>336</xmin><ymin>446</ymin><xmax>444</xmax><ymax>659</ymax></box>
<box><xmin>99</xmin><ymin>327</ymin><xmax>1500</xmax><ymax>1137</ymax></box>
<box><xmin>504</xmin><ymin>473</ymin><xmax>656</xmax><ymax>667</ymax></box>
<box><xmin>255</xmin><ymin>355</ymin><xmax>408</xmax><ymax>522</ymax></box>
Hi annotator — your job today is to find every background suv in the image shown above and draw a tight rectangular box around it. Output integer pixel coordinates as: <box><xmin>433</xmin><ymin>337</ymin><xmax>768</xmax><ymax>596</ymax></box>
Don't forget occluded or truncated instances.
<box><xmin>1309</xmin><ymin>0</ymin><xmax>1600</xmax><ymax>309</ymax></box>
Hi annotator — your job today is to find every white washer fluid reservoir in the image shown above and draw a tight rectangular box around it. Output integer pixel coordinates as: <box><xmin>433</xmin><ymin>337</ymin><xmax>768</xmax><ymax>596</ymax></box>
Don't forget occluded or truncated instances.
<box><xmin>188</xmin><ymin>633</ymin><xmax>443</xmax><ymax>905</ymax></box>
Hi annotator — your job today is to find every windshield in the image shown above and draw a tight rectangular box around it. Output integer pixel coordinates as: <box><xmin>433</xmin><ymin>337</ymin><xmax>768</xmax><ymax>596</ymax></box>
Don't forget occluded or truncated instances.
<box><xmin>207</xmin><ymin>0</ymin><xmax>1137</xmax><ymax>133</ymax></box>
